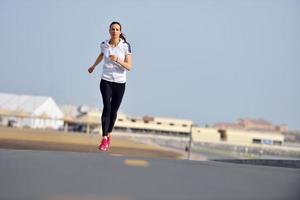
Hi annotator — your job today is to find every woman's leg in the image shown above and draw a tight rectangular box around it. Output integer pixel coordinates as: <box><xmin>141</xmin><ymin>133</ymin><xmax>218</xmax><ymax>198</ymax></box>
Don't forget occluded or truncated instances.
<box><xmin>108</xmin><ymin>82</ymin><xmax>126</xmax><ymax>133</ymax></box>
<box><xmin>100</xmin><ymin>80</ymin><xmax>113</xmax><ymax>137</ymax></box>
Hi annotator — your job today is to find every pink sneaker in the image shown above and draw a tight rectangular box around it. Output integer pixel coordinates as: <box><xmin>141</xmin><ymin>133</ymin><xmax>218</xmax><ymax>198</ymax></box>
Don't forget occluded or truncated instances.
<box><xmin>98</xmin><ymin>137</ymin><xmax>109</xmax><ymax>151</ymax></box>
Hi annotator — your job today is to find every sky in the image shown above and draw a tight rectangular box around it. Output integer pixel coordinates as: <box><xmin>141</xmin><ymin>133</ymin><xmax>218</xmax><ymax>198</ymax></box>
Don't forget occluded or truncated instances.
<box><xmin>0</xmin><ymin>0</ymin><xmax>299</xmax><ymax>130</ymax></box>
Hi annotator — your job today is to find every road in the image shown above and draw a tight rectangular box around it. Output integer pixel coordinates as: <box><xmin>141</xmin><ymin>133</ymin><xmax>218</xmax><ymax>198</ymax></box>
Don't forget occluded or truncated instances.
<box><xmin>0</xmin><ymin>148</ymin><xmax>299</xmax><ymax>200</ymax></box>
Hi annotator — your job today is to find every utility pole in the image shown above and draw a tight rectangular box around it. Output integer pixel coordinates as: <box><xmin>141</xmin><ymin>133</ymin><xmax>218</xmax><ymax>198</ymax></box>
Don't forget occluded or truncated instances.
<box><xmin>187</xmin><ymin>124</ymin><xmax>193</xmax><ymax>160</ymax></box>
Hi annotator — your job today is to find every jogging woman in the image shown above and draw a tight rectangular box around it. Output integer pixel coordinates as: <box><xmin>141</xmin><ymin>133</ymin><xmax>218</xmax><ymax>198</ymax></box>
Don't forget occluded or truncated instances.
<box><xmin>88</xmin><ymin>21</ymin><xmax>132</xmax><ymax>151</ymax></box>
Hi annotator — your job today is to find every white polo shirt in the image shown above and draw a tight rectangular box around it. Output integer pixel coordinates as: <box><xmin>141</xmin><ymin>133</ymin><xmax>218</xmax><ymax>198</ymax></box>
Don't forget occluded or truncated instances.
<box><xmin>100</xmin><ymin>39</ymin><xmax>132</xmax><ymax>83</ymax></box>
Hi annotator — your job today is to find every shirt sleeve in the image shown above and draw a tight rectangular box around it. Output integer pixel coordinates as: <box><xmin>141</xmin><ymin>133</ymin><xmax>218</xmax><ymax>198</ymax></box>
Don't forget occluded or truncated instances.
<box><xmin>124</xmin><ymin>42</ymin><xmax>132</xmax><ymax>55</ymax></box>
<box><xmin>100</xmin><ymin>42</ymin><xmax>105</xmax><ymax>54</ymax></box>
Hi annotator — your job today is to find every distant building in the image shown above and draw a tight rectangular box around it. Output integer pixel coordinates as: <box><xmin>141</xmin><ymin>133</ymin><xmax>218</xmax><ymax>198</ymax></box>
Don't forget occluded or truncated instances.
<box><xmin>0</xmin><ymin>93</ymin><xmax>64</xmax><ymax>129</ymax></box>
<box><xmin>60</xmin><ymin>105</ymin><xmax>193</xmax><ymax>136</ymax></box>
<box><xmin>195</xmin><ymin>118</ymin><xmax>287</xmax><ymax>146</ymax></box>
<box><xmin>59</xmin><ymin>104</ymin><xmax>100</xmax><ymax>133</ymax></box>
<box><xmin>58</xmin><ymin>105</ymin><xmax>287</xmax><ymax>147</ymax></box>
<box><xmin>212</xmin><ymin>122</ymin><xmax>243</xmax><ymax>130</ymax></box>
<box><xmin>192</xmin><ymin>127</ymin><xmax>284</xmax><ymax>146</ymax></box>
<box><xmin>59</xmin><ymin>105</ymin><xmax>80</xmax><ymax>119</ymax></box>
<box><xmin>213</xmin><ymin>118</ymin><xmax>288</xmax><ymax>132</ymax></box>
<box><xmin>115</xmin><ymin>115</ymin><xmax>193</xmax><ymax>136</ymax></box>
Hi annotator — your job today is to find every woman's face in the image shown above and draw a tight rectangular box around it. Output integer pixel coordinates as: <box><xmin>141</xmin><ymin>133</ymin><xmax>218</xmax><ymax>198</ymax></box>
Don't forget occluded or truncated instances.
<box><xmin>109</xmin><ymin>24</ymin><xmax>121</xmax><ymax>39</ymax></box>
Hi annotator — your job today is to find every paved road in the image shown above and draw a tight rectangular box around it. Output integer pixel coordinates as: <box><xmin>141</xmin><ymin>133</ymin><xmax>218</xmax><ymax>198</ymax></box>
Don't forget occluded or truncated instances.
<box><xmin>0</xmin><ymin>149</ymin><xmax>299</xmax><ymax>200</ymax></box>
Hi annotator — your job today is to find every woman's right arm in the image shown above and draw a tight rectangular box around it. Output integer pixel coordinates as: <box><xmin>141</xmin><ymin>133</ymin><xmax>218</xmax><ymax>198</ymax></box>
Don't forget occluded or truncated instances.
<box><xmin>88</xmin><ymin>52</ymin><xmax>104</xmax><ymax>73</ymax></box>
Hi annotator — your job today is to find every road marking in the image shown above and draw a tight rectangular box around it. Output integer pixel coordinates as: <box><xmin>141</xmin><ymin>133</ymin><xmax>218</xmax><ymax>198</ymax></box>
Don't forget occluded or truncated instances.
<box><xmin>110</xmin><ymin>153</ymin><xmax>124</xmax><ymax>157</ymax></box>
<box><xmin>124</xmin><ymin>159</ymin><xmax>149</xmax><ymax>167</ymax></box>
<box><xmin>45</xmin><ymin>195</ymin><xmax>131</xmax><ymax>200</ymax></box>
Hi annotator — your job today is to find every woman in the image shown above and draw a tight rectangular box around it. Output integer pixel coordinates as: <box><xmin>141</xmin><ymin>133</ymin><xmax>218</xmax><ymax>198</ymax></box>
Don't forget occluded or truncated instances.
<box><xmin>88</xmin><ymin>21</ymin><xmax>132</xmax><ymax>151</ymax></box>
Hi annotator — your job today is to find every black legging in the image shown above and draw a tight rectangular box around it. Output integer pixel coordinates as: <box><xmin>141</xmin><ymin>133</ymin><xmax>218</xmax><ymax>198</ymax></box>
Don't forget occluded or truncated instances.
<box><xmin>100</xmin><ymin>79</ymin><xmax>126</xmax><ymax>136</ymax></box>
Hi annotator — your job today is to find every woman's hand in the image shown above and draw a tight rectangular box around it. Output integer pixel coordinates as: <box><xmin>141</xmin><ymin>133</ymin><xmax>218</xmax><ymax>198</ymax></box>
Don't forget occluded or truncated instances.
<box><xmin>109</xmin><ymin>55</ymin><xmax>118</xmax><ymax>62</ymax></box>
<box><xmin>88</xmin><ymin>53</ymin><xmax>103</xmax><ymax>74</ymax></box>
<box><xmin>88</xmin><ymin>65</ymin><xmax>95</xmax><ymax>73</ymax></box>
<box><xmin>109</xmin><ymin>54</ymin><xmax>132</xmax><ymax>71</ymax></box>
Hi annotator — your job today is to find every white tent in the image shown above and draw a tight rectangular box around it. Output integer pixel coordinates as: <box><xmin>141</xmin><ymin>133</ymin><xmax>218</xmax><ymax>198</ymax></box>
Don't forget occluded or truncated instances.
<box><xmin>0</xmin><ymin>93</ymin><xmax>64</xmax><ymax>129</ymax></box>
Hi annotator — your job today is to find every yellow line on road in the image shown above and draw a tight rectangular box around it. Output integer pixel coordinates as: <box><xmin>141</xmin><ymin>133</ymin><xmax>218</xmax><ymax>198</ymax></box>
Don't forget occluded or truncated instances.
<box><xmin>45</xmin><ymin>195</ymin><xmax>132</xmax><ymax>200</ymax></box>
<box><xmin>124</xmin><ymin>159</ymin><xmax>149</xmax><ymax>167</ymax></box>
<box><xmin>110</xmin><ymin>153</ymin><xmax>124</xmax><ymax>157</ymax></box>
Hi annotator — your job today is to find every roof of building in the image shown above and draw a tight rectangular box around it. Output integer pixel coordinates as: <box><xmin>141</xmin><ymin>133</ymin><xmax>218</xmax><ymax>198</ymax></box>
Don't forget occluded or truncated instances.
<box><xmin>0</xmin><ymin>92</ymin><xmax>64</xmax><ymax>119</ymax></box>
<box><xmin>237</xmin><ymin>118</ymin><xmax>272</xmax><ymax>125</ymax></box>
<box><xmin>0</xmin><ymin>92</ymin><xmax>50</xmax><ymax>113</ymax></box>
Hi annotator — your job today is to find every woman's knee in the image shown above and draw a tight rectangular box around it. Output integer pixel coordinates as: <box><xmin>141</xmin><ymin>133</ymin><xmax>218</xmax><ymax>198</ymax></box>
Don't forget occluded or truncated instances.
<box><xmin>102</xmin><ymin>106</ymin><xmax>111</xmax><ymax>117</ymax></box>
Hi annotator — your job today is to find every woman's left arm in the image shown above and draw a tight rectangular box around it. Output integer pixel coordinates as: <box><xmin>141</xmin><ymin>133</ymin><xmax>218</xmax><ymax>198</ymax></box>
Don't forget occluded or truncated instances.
<box><xmin>110</xmin><ymin>54</ymin><xmax>132</xmax><ymax>71</ymax></box>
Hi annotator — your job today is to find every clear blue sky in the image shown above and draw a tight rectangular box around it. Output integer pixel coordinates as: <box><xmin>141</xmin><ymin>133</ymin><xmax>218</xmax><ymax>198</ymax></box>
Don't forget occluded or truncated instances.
<box><xmin>0</xmin><ymin>0</ymin><xmax>299</xmax><ymax>130</ymax></box>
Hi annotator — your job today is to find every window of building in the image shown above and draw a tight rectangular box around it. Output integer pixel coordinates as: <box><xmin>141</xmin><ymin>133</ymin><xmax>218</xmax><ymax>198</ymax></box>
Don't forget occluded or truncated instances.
<box><xmin>252</xmin><ymin>139</ymin><xmax>261</xmax><ymax>144</ymax></box>
<box><xmin>218</xmin><ymin>129</ymin><xmax>227</xmax><ymax>141</ymax></box>
<box><xmin>262</xmin><ymin>139</ymin><xmax>273</xmax><ymax>145</ymax></box>
<box><xmin>261</xmin><ymin>139</ymin><xmax>273</xmax><ymax>145</ymax></box>
<box><xmin>273</xmin><ymin>140</ymin><xmax>282</xmax><ymax>146</ymax></box>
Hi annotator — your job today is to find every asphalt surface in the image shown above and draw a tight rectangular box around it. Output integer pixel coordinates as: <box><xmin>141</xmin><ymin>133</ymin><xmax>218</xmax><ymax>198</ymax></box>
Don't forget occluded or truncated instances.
<box><xmin>0</xmin><ymin>138</ymin><xmax>182</xmax><ymax>160</ymax></box>
<box><xmin>0</xmin><ymin>149</ymin><xmax>299</xmax><ymax>200</ymax></box>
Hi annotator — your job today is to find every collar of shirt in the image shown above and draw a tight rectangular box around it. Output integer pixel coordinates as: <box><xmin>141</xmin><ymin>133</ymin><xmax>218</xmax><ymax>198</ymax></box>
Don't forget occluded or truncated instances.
<box><xmin>104</xmin><ymin>39</ymin><xmax>125</xmax><ymax>48</ymax></box>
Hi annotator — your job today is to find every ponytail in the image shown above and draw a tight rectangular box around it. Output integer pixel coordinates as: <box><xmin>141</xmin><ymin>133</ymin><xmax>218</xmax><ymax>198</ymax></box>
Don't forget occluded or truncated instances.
<box><xmin>120</xmin><ymin>33</ymin><xmax>127</xmax><ymax>42</ymax></box>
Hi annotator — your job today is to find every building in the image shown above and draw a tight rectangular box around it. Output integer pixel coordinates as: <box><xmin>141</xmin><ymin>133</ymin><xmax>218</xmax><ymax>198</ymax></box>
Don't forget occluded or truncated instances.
<box><xmin>0</xmin><ymin>93</ymin><xmax>64</xmax><ymax>129</ymax></box>
<box><xmin>115</xmin><ymin>115</ymin><xmax>193</xmax><ymax>136</ymax></box>
<box><xmin>59</xmin><ymin>107</ymin><xmax>285</xmax><ymax>147</ymax></box>
<box><xmin>60</xmin><ymin>105</ymin><xmax>193</xmax><ymax>136</ymax></box>
<box><xmin>213</xmin><ymin>118</ymin><xmax>288</xmax><ymax>132</ymax></box>
<box><xmin>60</xmin><ymin>104</ymin><xmax>100</xmax><ymax>133</ymax></box>
<box><xmin>192</xmin><ymin>127</ymin><xmax>284</xmax><ymax>146</ymax></box>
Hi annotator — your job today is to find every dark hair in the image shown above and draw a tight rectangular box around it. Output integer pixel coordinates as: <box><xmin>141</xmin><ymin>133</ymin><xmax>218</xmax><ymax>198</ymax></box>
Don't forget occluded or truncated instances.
<box><xmin>109</xmin><ymin>21</ymin><xmax>127</xmax><ymax>42</ymax></box>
